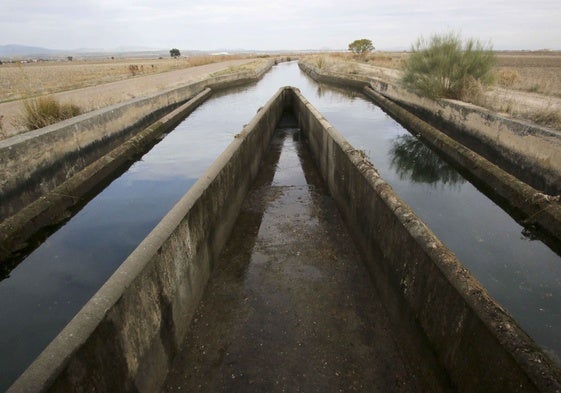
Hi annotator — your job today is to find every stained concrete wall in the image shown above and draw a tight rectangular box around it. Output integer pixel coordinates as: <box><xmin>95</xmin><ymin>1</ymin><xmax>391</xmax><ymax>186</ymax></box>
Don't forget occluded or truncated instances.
<box><xmin>8</xmin><ymin>87</ymin><xmax>291</xmax><ymax>393</ymax></box>
<box><xmin>362</xmin><ymin>86</ymin><xmax>561</xmax><ymax>248</ymax></box>
<box><xmin>291</xmin><ymin>88</ymin><xmax>561</xmax><ymax>393</ymax></box>
<box><xmin>10</xmin><ymin>86</ymin><xmax>561</xmax><ymax>392</ymax></box>
<box><xmin>299</xmin><ymin>61</ymin><xmax>561</xmax><ymax>195</ymax></box>
<box><xmin>0</xmin><ymin>88</ymin><xmax>211</xmax><ymax>261</ymax></box>
<box><xmin>0</xmin><ymin>61</ymin><xmax>274</xmax><ymax>223</ymax></box>
<box><xmin>368</xmin><ymin>77</ymin><xmax>561</xmax><ymax>195</ymax></box>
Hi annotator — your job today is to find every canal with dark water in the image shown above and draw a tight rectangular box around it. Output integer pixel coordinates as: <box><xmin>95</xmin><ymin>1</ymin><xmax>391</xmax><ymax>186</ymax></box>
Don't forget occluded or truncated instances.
<box><xmin>1</xmin><ymin>61</ymin><xmax>560</xmax><ymax>390</ymax></box>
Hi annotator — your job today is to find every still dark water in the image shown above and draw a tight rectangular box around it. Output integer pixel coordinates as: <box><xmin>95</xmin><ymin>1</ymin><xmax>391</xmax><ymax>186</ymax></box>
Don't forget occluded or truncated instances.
<box><xmin>1</xmin><ymin>61</ymin><xmax>560</xmax><ymax>390</ymax></box>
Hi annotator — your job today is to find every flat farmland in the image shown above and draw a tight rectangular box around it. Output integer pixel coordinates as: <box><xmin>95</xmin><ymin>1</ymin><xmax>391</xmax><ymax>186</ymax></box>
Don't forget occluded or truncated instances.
<box><xmin>0</xmin><ymin>55</ymin><xmax>248</xmax><ymax>103</ymax></box>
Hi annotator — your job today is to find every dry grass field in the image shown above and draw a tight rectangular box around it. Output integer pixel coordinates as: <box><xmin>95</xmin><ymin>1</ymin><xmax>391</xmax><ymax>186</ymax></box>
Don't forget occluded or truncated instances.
<box><xmin>0</xmin><ymin>54</ymin><xmax>250</xmax><ymax>103</ymax></box>
<box><xmin>495</xmin><ymin>52</ymin><xmax>561</xmax><ymax>97</ymax></box>
<box><xmin>1</xmin><ymin>51</ymin><xmax>559</xmax><ymax>136</ymax></box>
<box><xmin>303</xmin><ymin>51</ymin><xmax>561</xmax><ymax>130</ymax></box>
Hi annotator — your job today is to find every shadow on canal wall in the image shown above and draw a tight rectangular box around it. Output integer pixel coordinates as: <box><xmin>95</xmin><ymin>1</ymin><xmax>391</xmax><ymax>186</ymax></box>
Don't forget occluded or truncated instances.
<box><xmin>9</xmin><ymin>87</ymin><xmax>561</xmax><ymax>392</ymax></box>
<box><xmin>0</xmin><ymin>60</ymin><xmax>276</xmax><ymax>262</ymax></box>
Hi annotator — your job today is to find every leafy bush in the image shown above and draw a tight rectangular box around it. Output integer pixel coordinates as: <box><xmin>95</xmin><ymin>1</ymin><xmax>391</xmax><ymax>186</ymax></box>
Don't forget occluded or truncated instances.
<box><xmin>21</xmin><ymin>96</ymin><xmax>81</xmax><ymax>130</ymax></box>
<box><xmin>401</xmin><ymin>32</ymin><xmax>495</xmax><ymax>99</ymax></box>
<box><xmin>348</xmin><ymin>39</ymin><xmax>374</xmax><ymax>57</ymax></box>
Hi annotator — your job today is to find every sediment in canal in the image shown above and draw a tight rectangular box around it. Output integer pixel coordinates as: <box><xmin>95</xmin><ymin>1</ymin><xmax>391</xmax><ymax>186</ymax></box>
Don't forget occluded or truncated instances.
<box><xmin>9</xmin><ymin>87</ymin><xmax>561</xmax><ymax>393</ymax></box>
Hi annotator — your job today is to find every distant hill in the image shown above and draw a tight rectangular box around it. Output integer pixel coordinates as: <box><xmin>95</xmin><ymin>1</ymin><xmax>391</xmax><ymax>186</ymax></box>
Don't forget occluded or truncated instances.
<box><xmin>0</xmin><ymin>44</ymin><xmax>65</xmax><ymax>57</ymax></box>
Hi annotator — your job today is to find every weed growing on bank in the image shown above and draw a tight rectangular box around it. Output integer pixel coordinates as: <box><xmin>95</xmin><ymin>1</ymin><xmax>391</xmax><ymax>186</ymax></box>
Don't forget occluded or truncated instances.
<box><xmin>401</xmin><ymin>32</ymin><xmax>495</xmax><ymax>100</ymax></box>
<box><xmin>19</xmin><ymin>96</ymin><xmax>81</xmax><ymax>130</ymax></box>
<box><xmin>529</xmin><ymin>107</ymin><xmax>561</xmax><ymax>129</ymax></box>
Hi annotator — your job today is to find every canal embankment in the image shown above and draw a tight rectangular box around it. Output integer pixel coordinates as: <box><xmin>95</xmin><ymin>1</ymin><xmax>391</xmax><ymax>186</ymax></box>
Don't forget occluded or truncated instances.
<box><xmin>10</xmin><ymin>87</ymin><xmax>561</xmax><ymax>392</ymax></box>
<box><xmin>0</xmin><ymin>59</ymin><xmax>276</xmax><ymax>261</ymax></box>
<box><xmin>299</xmin><ymin>61</ymin><xmax>561</xmax><ymax>249</ymax></box>
<box><xmin>298</xmin><ymin>60</ymin><xmax>561</xmax><ymax>196</ymax></box>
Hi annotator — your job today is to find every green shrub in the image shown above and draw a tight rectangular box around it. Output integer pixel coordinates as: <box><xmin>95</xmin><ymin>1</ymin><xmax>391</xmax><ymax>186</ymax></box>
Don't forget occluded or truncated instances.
<box><xmin>21</xmin><ymin>96</ymin><xmax>81</xmax><ymax>130</ymax></box>
<box><xmin>401</xmin><ymin>32</ymin><xmax>495</xmax><ymax>99</ymax></box>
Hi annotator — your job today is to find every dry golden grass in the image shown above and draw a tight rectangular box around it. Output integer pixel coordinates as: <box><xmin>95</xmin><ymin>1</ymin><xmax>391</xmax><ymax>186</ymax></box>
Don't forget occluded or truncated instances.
<box><xmin>302</xmin><ymin>53</ymin><xmax>402</xmax><ymax>81</ymax></box>
<box><xmin>209</xmin><ymin>59</ymin><xmax>270</xmax><ymax>77</ymax></box>
<box><xmin>302</xmin><ymin>51</ymin><xmax>561</xmax><ymax>130</ymax></box>
<box><xmin>494</xmin><ymin>52</ymin><xmax>561</xmax><ymax>97</ymax></box>
<box><xmin>320</xmin><ymin>51</ymin><xmax>406</xmax><ymax>69</ymax></box>
<box><xmin>0</xmin><ymin>55</ymin><xmax>250</xmax><ymax>103</ymax></box>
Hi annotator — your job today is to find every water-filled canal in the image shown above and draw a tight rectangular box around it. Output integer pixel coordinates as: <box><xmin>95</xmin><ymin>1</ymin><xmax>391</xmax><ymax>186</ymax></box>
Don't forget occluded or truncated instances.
<box><xmin>1</xmin><ymin>61</ymin><xmax>560</xmax><ymax>389</ymax></box>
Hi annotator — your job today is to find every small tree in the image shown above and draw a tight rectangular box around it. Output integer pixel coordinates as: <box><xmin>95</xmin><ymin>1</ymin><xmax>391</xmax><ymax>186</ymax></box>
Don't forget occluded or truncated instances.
<box><xmin>348</xmin><ymin>39</ymin><xmax>374</xmax><ymax>56</ymax></box>
<box><xmin>170</xmin><ymin>48</ymin><xmax>181</xmax><ymax>58</ymax></box>
<box><xmin>401</xmin><ymin>32</ymin><xmax>495</xmax><ymax>100</ymax></box>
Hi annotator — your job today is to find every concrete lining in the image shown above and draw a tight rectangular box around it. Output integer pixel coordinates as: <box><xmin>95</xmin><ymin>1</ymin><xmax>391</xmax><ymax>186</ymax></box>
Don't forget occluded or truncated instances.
<box><xmin>9</xmin><ymin>87</ymin><xmax>561</xmax><ymax>392</ymax></box>
<box><xmin>291</xmin><ymin>88</ymin><xmax>561</xmax><ymax>392</ymax></box>
<box><xmin>299</xmin><ymin>61</ymin><xmax>561</xmax><ymax>195</ymax></box>
<box><xmin>0</xmin><ymin>60</ymin><xmax>274</xmax><ymax>223</ymax></box>
<box><xmin>0</xmin><ymin>88</ymin><xmax>211</xmax><ymax>262</ymax></box>
<box><xmin>0</xmin><ymin>61</ymin><xmax>274</xmax><ymax>261</ymax></box>
<box><xmin>299</xmin><ymin>61</ymin><xmax>561</xmax><ymax>252</ymax></box>
<box><xmin>368</xmin><ymin>77</ymin><xmax>561</xmax><ymax>195</ymax></box>
<box><xmin>8</xmin><ymin>87</ymin><xmax>290</xmax><ymax>393</ymax></box>
<box><xmin>362</xmin><ymin>86</ymin><xmax>561</xmax><ymax>246</ymax></box>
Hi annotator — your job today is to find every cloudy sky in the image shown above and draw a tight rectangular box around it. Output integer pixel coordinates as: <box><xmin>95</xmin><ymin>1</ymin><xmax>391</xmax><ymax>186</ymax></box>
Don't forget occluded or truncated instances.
<box><xmin>2</xmin><ymin>0</ymin><xmax>560</xmax><ymax>51</ymax></box>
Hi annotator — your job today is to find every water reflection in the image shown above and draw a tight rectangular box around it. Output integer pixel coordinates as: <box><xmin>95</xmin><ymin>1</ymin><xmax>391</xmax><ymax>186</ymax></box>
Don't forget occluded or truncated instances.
<box><xmin>389</xmin><ymin>134</ymin><xmax>465</xmax><ymax>188</ymax></box>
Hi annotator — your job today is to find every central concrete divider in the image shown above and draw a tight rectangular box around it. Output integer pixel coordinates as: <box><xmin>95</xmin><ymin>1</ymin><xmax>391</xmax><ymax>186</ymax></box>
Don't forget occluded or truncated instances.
<box><xmin>10</xmin><ymin>87</ymin><xmax>561</xmax><ymax>392</ymax></box>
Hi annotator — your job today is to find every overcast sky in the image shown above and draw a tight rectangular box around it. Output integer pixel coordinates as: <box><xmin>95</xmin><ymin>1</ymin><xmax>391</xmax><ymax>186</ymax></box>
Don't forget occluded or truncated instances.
<box><xmin>2</xmin><ymin>0</ymin><xmax>560</xmax><ymax>51</ymax></box>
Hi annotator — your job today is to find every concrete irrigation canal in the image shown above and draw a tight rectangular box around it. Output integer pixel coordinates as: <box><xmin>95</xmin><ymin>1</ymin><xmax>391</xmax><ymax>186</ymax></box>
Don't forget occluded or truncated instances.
<box><xmin>2</xmin><ymin>62</ymin><xmax>561</xmax><ymax>391</ymax></box>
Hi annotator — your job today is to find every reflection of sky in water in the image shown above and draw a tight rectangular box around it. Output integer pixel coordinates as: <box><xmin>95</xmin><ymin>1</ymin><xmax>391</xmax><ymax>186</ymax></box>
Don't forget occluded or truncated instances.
<box><xmin>2</xmin><ymin>62</ymin><xmax>561</xmax><ymax>389</ymax></box>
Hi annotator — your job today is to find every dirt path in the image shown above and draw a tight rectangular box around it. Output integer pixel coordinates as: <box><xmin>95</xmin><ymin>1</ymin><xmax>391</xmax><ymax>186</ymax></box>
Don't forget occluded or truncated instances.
<box><xmin>0</xmin><ymin>58</ymin><xmax>255</xmax><ymax>139</ymax></box>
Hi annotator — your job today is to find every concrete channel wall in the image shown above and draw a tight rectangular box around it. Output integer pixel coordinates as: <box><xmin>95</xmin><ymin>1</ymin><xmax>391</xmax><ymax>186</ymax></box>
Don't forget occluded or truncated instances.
<box><xmin>0</xmin><ymin>60</ymin><xmax>274</xmax><ymax>223</ymax></box>
<box><xmin>290</xmin><ymin>88</ymin><xmax>561</xmax><ymax>392</ymax></box>
<box><xmin>0</xmin><ymin>60</ymin><xmax>274</xmax><ymax>261</ymax></box>
<box><xmin>10</xmin><ymin>86</ymin><xmax>561</xmax><ymax>392</ymax></box>
<box><xmin>368</xmin><ymin>77</ymin><xmax>561</xmax><ymax>195</ymax></box>
<box><xmin>8</xmin><ymin>87</ymin><xmax>291</xmax><ymax>393</ymax></box>
<box><xmin>299</xmin><ymin>61</ymin><xmax>561</xmax><ymax>253</ymax></box>
<box><xmin>299</xmin><ymin>61</ymin><xmax>561</xmax><ymax>195</ymax></box>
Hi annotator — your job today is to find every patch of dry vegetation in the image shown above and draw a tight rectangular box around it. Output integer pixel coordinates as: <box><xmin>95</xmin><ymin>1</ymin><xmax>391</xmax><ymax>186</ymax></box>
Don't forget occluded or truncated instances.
<box><xmin>209</xmin><ymin>59</ymin><xmax>269</xmax><ymax>77</ymax></box>
<box><xmin>494</xmin><ymin>52</ymin><xmax>561</xmax><ymax>97</ymax></box>
<box><xmin>302</xmin><ymin>53</ymin><xmax>403</xmax><ymax>81</ymax></box>
<box><xmin>0</xmin><ymin>55</ymin><xmax>250</xmax><ymax>103</ymax></box>
<box><xmin>302</xmin><ymin>50</ymin><xmax>561</xmax><ymax>131</ymax></box>
<box><xmin>16</xmin><ymin>96</ymin><xmax>81</xmax><ymax>130</ymax></box>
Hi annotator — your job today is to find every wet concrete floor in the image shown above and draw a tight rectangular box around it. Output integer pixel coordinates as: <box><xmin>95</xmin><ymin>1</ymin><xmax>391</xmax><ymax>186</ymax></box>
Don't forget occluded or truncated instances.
<box><xmin>163</xmin><ymin>115</ymin><xmax>452</xmax><ymax>392</ymax></box>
